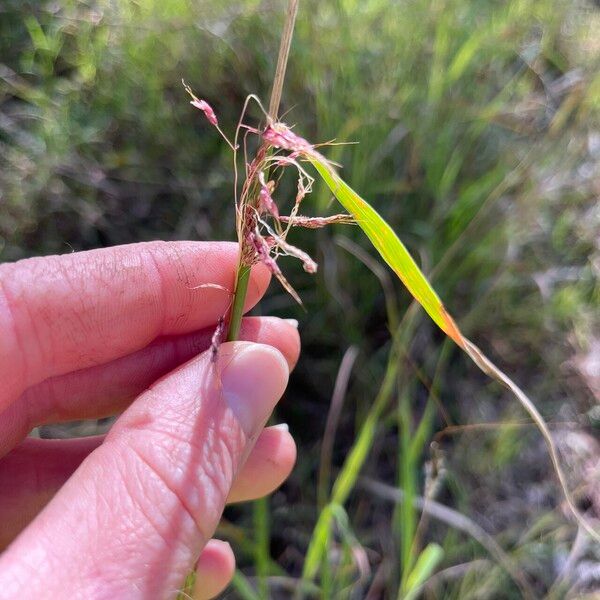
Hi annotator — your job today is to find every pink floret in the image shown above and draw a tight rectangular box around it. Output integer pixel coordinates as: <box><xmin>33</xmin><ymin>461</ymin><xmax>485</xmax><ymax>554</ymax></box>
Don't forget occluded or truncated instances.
<box><xmin>191</xmin><ymin>99</ymin><xmax>218</xmax><ymax>126</ymax></box>
<box><xmin>249</xmin><ymin>232</ymin><xmax>281</xmax><ymax>275</ymax></box>
<box><xmin>258</xmin><ymin>172</ymin><xmax>279</xmax><ymax>218</ymax></box>
<box><xmin>263</xmin><ymin>124</ymin><xmax>313</xmax><ymax>153</ymax></box>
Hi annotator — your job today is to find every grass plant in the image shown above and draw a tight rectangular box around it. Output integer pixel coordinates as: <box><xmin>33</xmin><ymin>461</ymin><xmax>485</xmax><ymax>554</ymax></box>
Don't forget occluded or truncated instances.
<box><xmin>2</xmin><ymin>0</ymin><xmax>599</xmax><ymax>597</ymax></box>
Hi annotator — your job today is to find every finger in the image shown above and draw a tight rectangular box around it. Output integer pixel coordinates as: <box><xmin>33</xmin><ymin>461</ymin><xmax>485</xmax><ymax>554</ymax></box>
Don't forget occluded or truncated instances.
<box><xmin>0</xmin><ymin>241</ymin><xmax>270</xmax><ymax>403</ymax></box>
<box><xmin>0</xmin><ymin>437</ymin><xmax>103</xmax><ymax>550</ymax></box>
<box><xmin>193</xmin><ymin>539</ymin><xmax>235</xmax><ymax>600</ymax></box>
<box><xmin>27</xmin><ymin>317</ymin><xmax>300</xmax><ymax>423</ymax></box>
<box><xmin>227</xmin><ymin>424</ymin><xmax>296</xmax><ymax>503</ymax></box>
<box><xmin>2</xmin><ymin>317</ymin><xmax>300</xmax><ymax>456</ymax></box>
<box><xmin>0</xmin><ymin>426</ymin><xmax>296</xmax><ymax>549</ymax></box>
<box><xmin>0</xmin><ymin>342</ymin><xmax>288</xmax><ymax>598</ymax></box>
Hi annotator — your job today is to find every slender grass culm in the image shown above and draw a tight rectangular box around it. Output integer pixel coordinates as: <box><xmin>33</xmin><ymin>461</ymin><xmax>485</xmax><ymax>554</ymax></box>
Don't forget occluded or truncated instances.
<box><xmin>179</xmin><ymin>0</ymin><xmax>599</xmax><ymax>596</ymax></box>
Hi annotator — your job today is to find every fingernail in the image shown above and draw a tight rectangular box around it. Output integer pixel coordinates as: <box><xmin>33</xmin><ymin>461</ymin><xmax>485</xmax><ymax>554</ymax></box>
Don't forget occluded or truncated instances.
<box><xmin>284</xmin><ymin>318</ymin><xmax>299</xmax><ymax>328</ymax></box>
<box><xmin>221</xmin><ymin>344</ymin><xmax>289</xmax><ymax>437</ymax></box>
<box><xmin>204</xmin><ymin>539</ymin><xmax>231</xmax><ymax>553</ymax></box>
<box><xmin>272</xmin><ymin>423</ymin><xmax>289</xmax><ymax>432</ymax></box>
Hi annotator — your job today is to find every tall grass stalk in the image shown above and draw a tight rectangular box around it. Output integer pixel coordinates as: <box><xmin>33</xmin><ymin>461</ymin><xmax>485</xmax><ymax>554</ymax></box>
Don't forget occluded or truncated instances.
<box><xmin>226</xmin><ymin>0</ymin><xmax>299</xmax><ymax>343</ymax></box>
<box><xmin>228</xmin><ymin>3</ymin><xmax>299</xmax><ymax>597</ymax></box>
<box><xmin>252</xmin><ymin>496</ymin><xmax>270</xmax><ymax>598</ymax></box>
<box><xmin>396</xmin><ymin>379</ymin><xmax>419</xmax><ymax>592</ymax></box>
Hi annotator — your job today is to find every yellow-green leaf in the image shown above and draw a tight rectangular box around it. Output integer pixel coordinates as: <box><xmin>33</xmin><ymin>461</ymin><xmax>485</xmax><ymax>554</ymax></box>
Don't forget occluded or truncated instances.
<box><xmin>311</xmin><ymin>156</ymin><xmax>464</xmax><ymax>347</ymax></box>
<box><xmin>403</xmin><ymin>543</ymin><xmax>444</xmax><ymax>600</ymax></box>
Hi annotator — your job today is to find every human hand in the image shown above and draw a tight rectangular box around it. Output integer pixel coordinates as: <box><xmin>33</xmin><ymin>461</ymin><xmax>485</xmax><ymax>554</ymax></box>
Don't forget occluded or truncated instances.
<box><xmin>0</xmin><ymin>241</ymin><xmax>300</xmax><ymax>599</ymax></box>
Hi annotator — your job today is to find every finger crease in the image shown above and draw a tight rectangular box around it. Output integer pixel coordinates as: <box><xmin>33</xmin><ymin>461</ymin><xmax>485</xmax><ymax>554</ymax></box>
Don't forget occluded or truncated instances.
<box><xmin>128</xmin><ymin>443</ymin><xmax>211</xmax><ymax>545</ymax></box>
<box><xmin>144</xmin><ymin>248</ymin><xmax>169</xmax><ymax>339</ymax></box>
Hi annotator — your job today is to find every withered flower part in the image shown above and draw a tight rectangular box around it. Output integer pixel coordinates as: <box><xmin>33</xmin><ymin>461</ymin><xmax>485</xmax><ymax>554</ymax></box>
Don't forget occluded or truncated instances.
<box><xmin>276</xmin><ymin>151</ymin><xmax>301</xmax><ymax>166</ymax></box>
<box><xmin>263</xmin><ymin>122</ymin><xmax>314</xmax><ymax>154</ymax></box>
<box><xmin>183</xmin><ymin>80</ymin><xmax>219</xmax><ymax>126</ymax></box>
<box><xmin>279</xmin><ymin>239</ymin><xmax>318</xmax><ymax>274</ymax></box>
<box><xmin>278</xmin><ymin>214</ymin><xmax>355</xmax><ymax>228</ymax></box>
<box><xmin>190</xmin><ymin>98</ymin><xmax>219</xmax><ymax>127</ymax></box>
<box><xmin>249</xmin><ymin>229</ymin><xmax>303</xmax><ymax>305</ymax></box>
<box><xmin>258</xmin><ymin>218</ymin><xmax>318</xmax><ymax>274</ymax></box>
<box><xmin>248</xmin><ymin>230</ymin><xmax>281</xmax><ymax>275</ymax></box>
<box><xmin>258</xmin><ymin>172</ymin><xmax>279</xmax><ymax>218</ymax></box>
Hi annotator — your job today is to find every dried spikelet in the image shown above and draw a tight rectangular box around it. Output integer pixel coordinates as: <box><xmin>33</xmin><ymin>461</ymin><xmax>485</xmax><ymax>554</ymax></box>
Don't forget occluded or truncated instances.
<box><xmin>183</xmin><ymin>80</ymin><xmax>236</xmax><ymax>150</ymax></box>
<box><xmin>280</xmin><ymin>239</ymin><xmax>318</xmax><ymax>273</ymax></box>
<box><xmin>258</xmin><ymin>216</ymin><xmax>318</xmax><ymax>274</ymax></box>
<box><xmin>248</xmin><ymin>229</ymin><xmax>303</xmax><ymax>304</ymax></box>
<box><xmin>263</xmin><ymin>123</ymin><xmax>314</xmax><ymax>153</ymax></box>
<box><xmin>279</xmin><ymin>214</ymin><xmax>355</xmax><ymax>228</ymax></box>
<box><xmin>258</xmin><ymin>172</ymin><xmax>279</xmax><ymax>218</ymax></box>
<box><xmin>183</xmin><ymin>80</ymin><xmax>218</xmax><ymax>126</ymax></box>
<box><xmin>248</xmin><ymin>229</ymin><xmax>280</xmax><ymax>275</ymax></box>
<box><xmin>190</xmin><ymin>98</ymin><xmax>218</xmax><ymax>126</ymax></box>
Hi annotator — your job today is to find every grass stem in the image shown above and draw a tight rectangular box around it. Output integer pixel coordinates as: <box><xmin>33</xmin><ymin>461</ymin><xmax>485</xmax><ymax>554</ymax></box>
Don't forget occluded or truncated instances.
<box><xmin>226</xmin><ymin>0</ymin><xmax>299</xmax><ymax>342</ymax></box>
<box><xmin>226</xmin><ymin>264</ymin><xmax>251</xmax><ymax>341</ymax></box>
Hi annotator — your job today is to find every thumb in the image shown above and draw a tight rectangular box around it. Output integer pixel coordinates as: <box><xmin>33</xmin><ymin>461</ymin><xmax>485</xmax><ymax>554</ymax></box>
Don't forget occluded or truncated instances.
<box><xmin>0</xmin><ymin>342</ymin><xmax>289</xmax><ymax>599</ymax></box>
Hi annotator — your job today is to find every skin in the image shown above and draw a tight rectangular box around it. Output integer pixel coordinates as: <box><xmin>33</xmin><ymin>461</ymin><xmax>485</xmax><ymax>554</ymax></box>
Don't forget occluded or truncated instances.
<box><xmin>0</xmin><ymin>241</ymin><xmax>301</xmax><ymax>599</ymax></box>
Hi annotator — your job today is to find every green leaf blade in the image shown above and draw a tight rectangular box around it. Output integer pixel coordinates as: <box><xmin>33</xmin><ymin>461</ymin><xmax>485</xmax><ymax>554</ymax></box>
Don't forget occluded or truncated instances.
<box><xmin>402</xmin><ymin>543</ymin><xmax>444</xmax><ymax>600</ymax></box>
<box><xmin>311</xmin><ymin>157</ymin><xmax>464</xmax><ymax>347</ymax></box>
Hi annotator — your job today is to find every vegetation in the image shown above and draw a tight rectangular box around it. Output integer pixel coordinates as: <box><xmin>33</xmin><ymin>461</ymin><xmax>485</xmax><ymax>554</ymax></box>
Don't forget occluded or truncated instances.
<box><xmin>1</xmin><ymin>0</ymin><xmax>599</xmax><ymax>597</ymax></box>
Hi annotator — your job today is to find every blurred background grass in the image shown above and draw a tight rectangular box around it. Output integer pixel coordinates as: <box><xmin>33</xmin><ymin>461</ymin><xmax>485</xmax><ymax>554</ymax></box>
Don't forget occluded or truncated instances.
<box><xmin>1</xmin><ymin>0</ymin><xmax>599</xmax><ymax>597</ymax></box>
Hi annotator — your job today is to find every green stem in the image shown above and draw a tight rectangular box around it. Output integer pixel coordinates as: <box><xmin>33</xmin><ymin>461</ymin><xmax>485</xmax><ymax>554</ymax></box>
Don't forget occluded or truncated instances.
<box><xmin>226</xmin><ymin>0</ymin><xmax>298</xmax><ymax>343</ymax></box>
<box><xmin>227</xmin><ymin>264</ymin><xmax>251</xmax><ymax>342</ymax></box>
<box><xmin>179</xmin><ymin>2</ymin><xmax>299</xmax><ymax>595</ymax></box>
<box><xmin>253</xmin><ymin>496</ymin><xmax>270</xmax><ymax>598</ymax></box>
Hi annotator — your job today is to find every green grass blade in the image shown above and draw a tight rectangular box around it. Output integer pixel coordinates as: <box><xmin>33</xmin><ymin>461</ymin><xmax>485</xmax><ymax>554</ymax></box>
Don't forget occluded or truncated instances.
<box><xmin>301</xmin><ymin>325</ymin><xmax>410</xmax><ymax>588</ymax></box>
<box><xmin>401</xmin><ymin>543</ymin><xmax>444</xmax><ymax>600</ymax></box>
<box><xmin>447</xmin><ymin>30</ymin><xmax>486</xmax><ymax>82</ymax></box>
<box><xmin>397</xmin><ymin>384</ymin><xmax>418</xmax><ymax>590</ymax></box>
<box><xmin>302</xmin><ymin>503</ymin><xmax>334</xmax><ymax>582</ymax></box>
<box><xmin>253</xmin><ymin>497</ymin><xmax>270</xmax><ymax>598</ymax></box>
<box><xmin>231</xmin><ymin>570</ymin><xmax>261</xmax><ymax>600</ymax></box>
<box><xmin>310</xmin><ymin>157</ymin><xmax>464</xmax><ymax>348</ymax></box>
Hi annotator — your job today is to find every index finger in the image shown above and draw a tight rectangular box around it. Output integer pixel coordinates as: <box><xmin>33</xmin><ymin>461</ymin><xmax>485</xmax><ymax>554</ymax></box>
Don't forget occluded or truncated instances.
<box><xmin>0</xmin><ymin>241</ymin><xmax>269</xmax><ymax>403</ymax></box>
